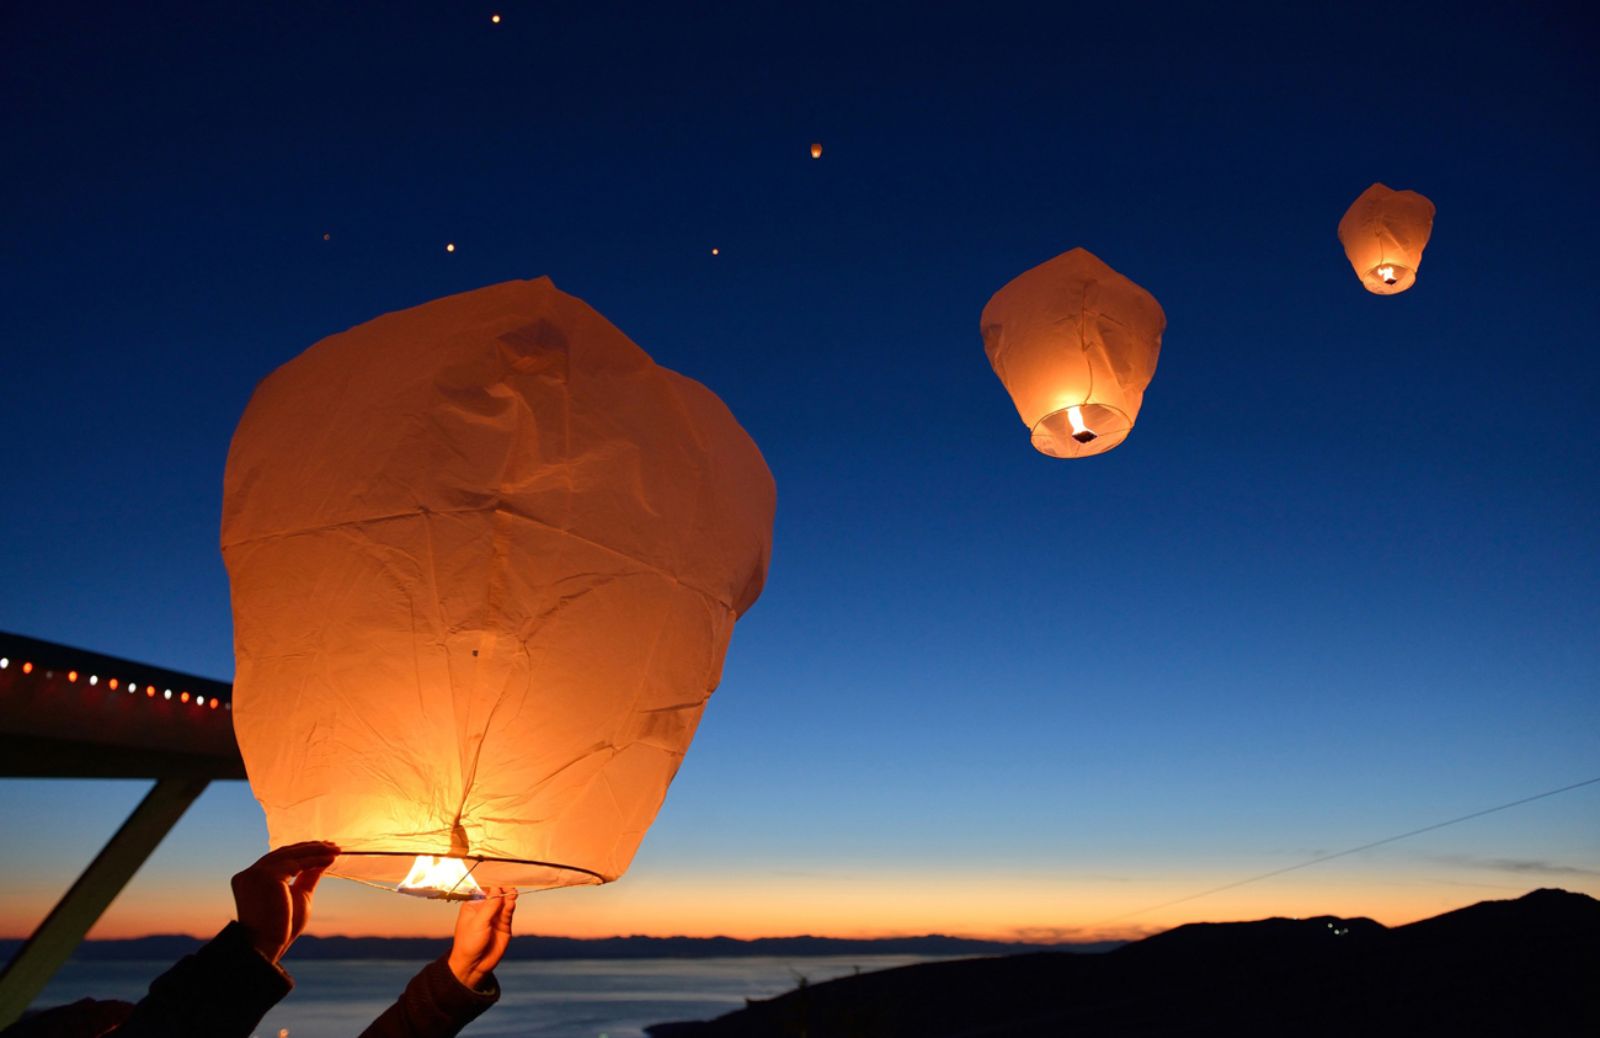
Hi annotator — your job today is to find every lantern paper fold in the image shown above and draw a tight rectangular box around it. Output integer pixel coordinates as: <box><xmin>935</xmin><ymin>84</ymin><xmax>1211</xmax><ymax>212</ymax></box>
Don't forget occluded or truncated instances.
<box><xmin>1338</xmin><ymin>182</ymin><xmax>1436</xmax><ymax>295</ymax></box>
<box><xmin>981</xmin><ymin>247</ymin><xmax>1165</xmax><ymax>458</ymax></box>
<box><xmin>221</xmin><ymin>278</ymin><xmax>775</xmax><ymax>890</ymax></box>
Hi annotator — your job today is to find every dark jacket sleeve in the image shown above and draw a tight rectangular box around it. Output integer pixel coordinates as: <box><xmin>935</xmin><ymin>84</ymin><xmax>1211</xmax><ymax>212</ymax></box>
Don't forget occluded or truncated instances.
<box><xmin>110</xmin><ymin>921</ymin><xmax>293</xmax><ymax>1037</ymax></box>
<box><xmin>356</xmin><ymin>957</ymin><xmax>499</xmax><ymax>1038</ymax></box>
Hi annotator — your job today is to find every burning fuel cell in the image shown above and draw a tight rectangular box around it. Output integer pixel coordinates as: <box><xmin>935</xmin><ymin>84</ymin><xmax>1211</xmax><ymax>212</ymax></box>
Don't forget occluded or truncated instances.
<box><xmin>398</xmin><ymin>856</ymin><xmax>486</xmax><ymax>901</ymax></box>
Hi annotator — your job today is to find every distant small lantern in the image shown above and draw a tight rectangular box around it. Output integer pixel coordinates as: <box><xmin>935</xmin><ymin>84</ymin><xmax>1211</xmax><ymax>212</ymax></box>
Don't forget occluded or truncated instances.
<box><xmin>809</xmin><ymin>142</ymin><xmax>822</xmax><ymax>159</ymax></box>
<box><xmin>1338</xmin><ymin>183</ymin><xmax>1435</xmax><ymax>295</ymax></box>
<box><xmin>981</xmin><ymin>247</ymin><xmax>1165</xmax><ymax>459</ymax></box>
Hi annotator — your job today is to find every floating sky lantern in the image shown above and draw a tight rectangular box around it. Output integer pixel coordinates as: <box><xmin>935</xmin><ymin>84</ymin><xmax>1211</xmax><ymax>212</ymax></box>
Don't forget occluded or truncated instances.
<box><xmin>221</xmin><ymin>278</ymin><xmax>775</xmax><ymax>898</ymax></box>
<box><xmin>981</xmin><ymin>247</ymin><xmax>1165</xmax><ymax>459</ymax></box>
<box><xmin>1338</xmin><ymin>183</ymin><xmax>1435</xmax><ymax>295</ymax></box>
<box><xmin>810</xmin><ymin>142</ymin><xmax>823</xmax><ymax>159</ymax></box>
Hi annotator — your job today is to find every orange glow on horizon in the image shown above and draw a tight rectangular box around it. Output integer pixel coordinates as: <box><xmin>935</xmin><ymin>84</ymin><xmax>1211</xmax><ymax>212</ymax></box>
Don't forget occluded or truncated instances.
<box><xmin>4</xmin><ymin>867</ymin><xmax>1581</xmax><ymax>946</ymax></box>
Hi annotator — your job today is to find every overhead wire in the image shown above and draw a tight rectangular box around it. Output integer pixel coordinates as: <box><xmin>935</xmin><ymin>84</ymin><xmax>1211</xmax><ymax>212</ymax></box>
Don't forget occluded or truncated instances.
<box><xmin>1092</xmin><ymin>773</ymin><xmax>1600</xmax><ymax>927</ymax></box>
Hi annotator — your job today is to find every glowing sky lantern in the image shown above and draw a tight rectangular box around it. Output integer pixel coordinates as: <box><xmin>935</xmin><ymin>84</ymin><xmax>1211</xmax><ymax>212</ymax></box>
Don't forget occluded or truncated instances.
<box><xmin>981</xmin><ymin>247</ymin><xmax>1165</xmax><ymax>458</ymax></box>
<box><xmin>1338</xmin><ymin>183</ymin><xmax>1435</xmax><ymax>295</ymax></box>
<box><xmin>810</xmin><ymin>142</ymin><xmax>823</xmax><ymax>159</ymax></box>
<box><xmin>221</xmin><ymin>278</ymin><xmax>775</xmax><ymax>897</ymax></box>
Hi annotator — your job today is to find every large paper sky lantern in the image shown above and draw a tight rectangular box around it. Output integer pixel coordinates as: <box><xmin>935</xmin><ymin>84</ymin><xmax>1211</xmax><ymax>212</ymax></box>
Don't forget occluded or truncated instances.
<box><xmin>221</xmin><ymin>278</ymin><xmax>775</xmax><ymax>898</ymax></box>
<box><xmin>981</xmin><ymin>247</ymin><xmax>1165</xmax><ymax>459</ymax></box>
<box><xmin>1338</xmin><ymin>182</ymin><xmax>1436</xmax><ymax>295</ymax></box>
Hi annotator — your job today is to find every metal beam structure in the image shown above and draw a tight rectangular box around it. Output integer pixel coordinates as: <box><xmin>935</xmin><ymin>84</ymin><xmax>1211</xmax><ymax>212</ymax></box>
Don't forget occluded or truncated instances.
<box><xmin>0</xmin><ymin>777</ymin><xmax>211</xmax><ymax>1027</ymax></box>
<box><xmin>0</xmin><ymin>631</ymin><xmax>245</xmax><ymax>1027</ymax></box>
<box><xmin>0</xmin><ymin>632</ymin><xmax>243</xmax><ymax>781</ymax></box>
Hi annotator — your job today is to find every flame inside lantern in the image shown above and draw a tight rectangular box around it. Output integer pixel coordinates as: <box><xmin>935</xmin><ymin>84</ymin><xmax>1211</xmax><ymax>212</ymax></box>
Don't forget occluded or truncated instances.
<box><xmin>397</xmin><ymin>856</ymin><xmax>486</xmax><ymax>901</ymax></box>
<box><xmin>1065</xmin><ymin>405</ymin><xmax>1096</xmax><ymax>444</ymax></box>
<box><xmin>1375</xmin><ymin>264</ymin><xmax>1397</xmax><ymax>285</ymax></box>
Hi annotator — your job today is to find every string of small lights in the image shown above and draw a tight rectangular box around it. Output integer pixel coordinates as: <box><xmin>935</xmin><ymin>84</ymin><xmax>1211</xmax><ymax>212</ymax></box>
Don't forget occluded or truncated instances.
<box><xmin>0</xmin><ymin>636</ymin><xmax>232</xmax><ymax>716</ymax></box>
<box><xmin>0</xmin><ymin>655</ymin><xmax>229</xmax><ymax>711</ymax></box>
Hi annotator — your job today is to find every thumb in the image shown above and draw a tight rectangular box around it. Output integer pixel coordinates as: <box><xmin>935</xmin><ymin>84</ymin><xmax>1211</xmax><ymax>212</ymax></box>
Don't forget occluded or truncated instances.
<box><xmin>496</xmin><ymin>890</ymin><xmax>517</xmax><ymax>932</ymax></box>
<box><xmin>290</xmin><ymin>863</ymin><xmax>330</xmax><ymax>934</ymax></box>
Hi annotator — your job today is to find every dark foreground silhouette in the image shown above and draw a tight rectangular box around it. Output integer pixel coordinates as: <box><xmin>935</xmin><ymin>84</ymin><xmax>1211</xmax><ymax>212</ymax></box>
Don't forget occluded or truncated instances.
<box><xmin>646</xmin><ymin>889</ymin><xmax>1599</xmax><ymax>1037</ymax></box>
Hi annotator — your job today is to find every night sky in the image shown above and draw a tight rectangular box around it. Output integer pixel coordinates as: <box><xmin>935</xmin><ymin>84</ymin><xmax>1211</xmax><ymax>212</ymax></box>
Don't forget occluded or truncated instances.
<box><xmin>2</xmin><ymin>2</ymin><xmax>1596</xmax><ymax>941</ymax></box>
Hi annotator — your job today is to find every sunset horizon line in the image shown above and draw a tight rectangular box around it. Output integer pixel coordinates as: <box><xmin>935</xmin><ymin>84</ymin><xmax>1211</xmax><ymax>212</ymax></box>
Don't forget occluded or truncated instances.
<box><xmin>3</xmin><ymin>927</ymin><xmax>1144</xmax><ymax>945</ymax></box>
<box><xmin>25</xmin><ymin>883</ymin><xmax>1589</xmax><ymax>948</ymax></box>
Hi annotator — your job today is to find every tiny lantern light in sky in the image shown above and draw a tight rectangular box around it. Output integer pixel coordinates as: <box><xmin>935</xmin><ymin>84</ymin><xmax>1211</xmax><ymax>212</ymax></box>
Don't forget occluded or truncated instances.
<box><xmin>1338</xmin><ymin>183</ymin><xmax>1435</xmax><ymax>295</ymax></box>
<box><xmin>446</xmin><ymin>242</ymin><xmax>456</xmax><ymax>253</ymax></box>
<box><xmin>981</xmin><ymin>247</ymin><xmax>1165</xmax><ymax>458</ymax></box>
<box><xmin>490</xmin><ymin>13</ymin><xmax>501</xmax><ymax>24</ymax></box>
<box><xmin>222</xmin><ymin>278</ymin><xmax>775</xmax><ymax>898</ymax></box>
<box><xmin>810</xmin><ymin>142</ymin><xmax>823</xmax><ymax>159</ymax></box>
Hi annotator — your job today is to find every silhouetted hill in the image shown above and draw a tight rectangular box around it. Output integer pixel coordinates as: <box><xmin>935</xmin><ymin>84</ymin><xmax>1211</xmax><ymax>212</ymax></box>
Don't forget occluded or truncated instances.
<box><xmin>1395</xmin><ymin>885</ymin><xmax>1592</xmax><ymax>944</ymax></box>
<box><xmin>1119</xmin><ymin>913</ymin><xmax>1387</xmax><ymax>959</ymax></box>
<box><xmin>0</xmin><ymin>933</ymin><xmax>1119</xmax><ymax>964</ymax></box>
<box><xmin>645</xmin><ymin>889</ymin><xmax>1600</xmax><ymax>1037</ymax></box>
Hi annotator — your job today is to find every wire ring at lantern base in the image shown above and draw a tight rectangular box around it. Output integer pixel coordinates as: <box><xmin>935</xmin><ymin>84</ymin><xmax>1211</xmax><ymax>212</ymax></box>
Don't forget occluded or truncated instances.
<box><xmin>1361</xmin><ymin>263</ymin><xmax>1416</xmax><ymax>295</ymax></box>
<box><xmin>1030</xmin><ymin>403</ymin><xmax>1133</xmax><ymax>458</ymax></box>
<box><xmin>323</xmin><ymin>850</ymin><xmax>608</xmax><ymax>893</ymax></box>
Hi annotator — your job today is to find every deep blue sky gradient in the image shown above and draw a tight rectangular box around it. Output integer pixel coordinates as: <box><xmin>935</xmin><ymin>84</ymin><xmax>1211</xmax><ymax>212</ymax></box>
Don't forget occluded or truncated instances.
<box><xmin>1</xmin><ymin>2</ymin><xmax>1596</xmax><ymax>935</ymax></box>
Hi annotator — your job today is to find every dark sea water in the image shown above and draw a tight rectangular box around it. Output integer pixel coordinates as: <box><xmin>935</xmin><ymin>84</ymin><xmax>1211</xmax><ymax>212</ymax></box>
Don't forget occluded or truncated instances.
<box><xmin>31</xmin><ymin>955</ymin><xmax>947</xmax><ymax>1037</ymax></box>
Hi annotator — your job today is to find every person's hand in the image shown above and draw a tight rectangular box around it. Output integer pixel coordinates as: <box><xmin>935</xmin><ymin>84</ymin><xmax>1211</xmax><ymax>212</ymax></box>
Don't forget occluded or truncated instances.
<box><xmin>448</xmin><ymin>887</ymin><xmax>517</xmax><ymax>991</ymax></box>
<box><xmin>230</xmin><ymin>841</ymin><xmax>339</xmax><ymax>964</ymax></box>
